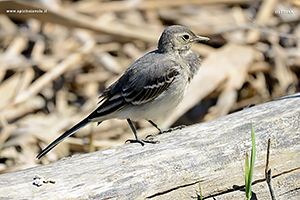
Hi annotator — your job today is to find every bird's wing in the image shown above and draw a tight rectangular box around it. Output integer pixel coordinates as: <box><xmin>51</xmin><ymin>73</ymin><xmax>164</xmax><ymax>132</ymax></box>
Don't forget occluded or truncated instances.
<box><xmin>90</xmin><ymin>60</ymin><xmax>180</xmax><ymax>118</ymax></box>
<box><xmin>122</xmin><ymin>63</ymin><xmax>179</xmax><ymax>105</ymax></box>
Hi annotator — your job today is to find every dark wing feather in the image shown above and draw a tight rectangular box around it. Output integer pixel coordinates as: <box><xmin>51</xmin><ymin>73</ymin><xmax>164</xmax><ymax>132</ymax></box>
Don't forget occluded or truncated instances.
<box><xmin>90</xmin><ymin>76</ymin><xmax>129</xmax><ymax>118</ymax></box>
<box><xmin>89</xmin><ymin>54</ymin><xmax>180</xmax><ymax>119</ymax></box>
<box><xmin>122</xmin><ymin>63</ymin><xmax>179</xmax><ymax>105</ymax></box>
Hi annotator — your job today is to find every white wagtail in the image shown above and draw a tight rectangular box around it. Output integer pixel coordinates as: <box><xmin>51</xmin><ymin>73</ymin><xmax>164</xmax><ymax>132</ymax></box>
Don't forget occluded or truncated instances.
<box><xmin>37</xmin><ymin>25</ymin><xmax>209</xmax><ymax>159</ymax></box>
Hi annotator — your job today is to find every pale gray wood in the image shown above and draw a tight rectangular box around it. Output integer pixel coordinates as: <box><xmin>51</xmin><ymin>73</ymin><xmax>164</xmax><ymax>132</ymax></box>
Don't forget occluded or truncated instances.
<box><xmin>0</xmin><ymin>93</ymin><xmax>299</xmax><ymax>200</ymax></box>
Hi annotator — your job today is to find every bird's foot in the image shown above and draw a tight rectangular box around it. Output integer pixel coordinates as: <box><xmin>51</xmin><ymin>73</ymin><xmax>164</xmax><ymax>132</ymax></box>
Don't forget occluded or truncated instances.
<box><xmin>125</xmin><ymin>137</ymin><xmax>159</xmax><ymax>146</ymax></box>
<box><xmin>160</xmin><ymin>125</ymin><xmax>186</xmax><ymax>134</ymax></box>
<box><xmin>146</xmin><ymin>125</ymin><xmax>186</xmax><ymax>139</ymax></box>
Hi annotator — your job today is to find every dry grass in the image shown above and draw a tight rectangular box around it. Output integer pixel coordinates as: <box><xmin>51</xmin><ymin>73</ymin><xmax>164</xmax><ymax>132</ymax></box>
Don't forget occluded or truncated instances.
<box><xmin>0</xmin><ymin>0</ymin><xmax>299</xmax><ymax>173</ymax></box>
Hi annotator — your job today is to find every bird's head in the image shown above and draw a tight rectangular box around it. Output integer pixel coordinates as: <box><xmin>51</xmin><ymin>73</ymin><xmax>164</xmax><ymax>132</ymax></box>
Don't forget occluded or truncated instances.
<box><xmin>158</xmin><ymin>25</ymin><xmax>209</xmax><ymax>53</ymax></box>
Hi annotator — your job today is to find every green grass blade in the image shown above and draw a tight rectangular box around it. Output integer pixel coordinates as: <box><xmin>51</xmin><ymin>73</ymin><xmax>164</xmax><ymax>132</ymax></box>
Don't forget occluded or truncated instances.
<box><xmin>246</xmin><ymin>123</ymin><xmax>256</xmax><ymax>200</ymax></box>
<box><xmin>245</xmin><ymin>152</ymin><xmax>250</xmax><ymax>189</ymax></box>
<box><xmin>199</xmin><ymin>178</ymin><xmax>203</xmax><ymax>200</ymax></box>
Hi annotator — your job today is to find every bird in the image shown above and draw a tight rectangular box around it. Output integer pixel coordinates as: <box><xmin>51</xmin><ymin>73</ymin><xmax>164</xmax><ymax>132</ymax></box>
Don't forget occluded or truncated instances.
<box><xmin>36</xmin><ymin>25</ymin><xmax>209</xmax><ymax>159</ymax></box>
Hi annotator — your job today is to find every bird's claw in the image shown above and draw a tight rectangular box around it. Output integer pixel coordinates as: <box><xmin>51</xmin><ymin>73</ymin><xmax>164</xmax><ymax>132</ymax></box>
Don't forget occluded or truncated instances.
<box><xmin>125</xmin><ymin>138</ymin><xmax>159</xmax><ymax>146</ymax></box>
<box><xmin>146</xmin><ymin>125</ymin><xmax>186</xmax><ymax>138</ymax></box>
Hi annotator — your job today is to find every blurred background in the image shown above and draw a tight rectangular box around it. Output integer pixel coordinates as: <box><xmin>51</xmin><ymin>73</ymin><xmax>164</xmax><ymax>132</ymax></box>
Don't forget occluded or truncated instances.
<box><xmin>0</xmin><ymin>0</ymin><xmax>299</xmax><ymax>173</ymax></box>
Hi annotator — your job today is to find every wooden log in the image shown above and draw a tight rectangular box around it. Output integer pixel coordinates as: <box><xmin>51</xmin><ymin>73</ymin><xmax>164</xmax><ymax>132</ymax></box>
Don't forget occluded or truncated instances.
<box><xmin>0</xmin><ymin>93</ymin><xmax>299</xmax><ymax>199</ymax></box>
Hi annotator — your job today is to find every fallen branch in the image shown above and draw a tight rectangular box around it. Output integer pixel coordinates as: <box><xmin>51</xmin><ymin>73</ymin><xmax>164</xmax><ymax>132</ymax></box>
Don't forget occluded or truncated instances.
<box><xmin>0</xmin><ymin>93</ymin><xmax>299</xmax><ymax>199</ymax></box>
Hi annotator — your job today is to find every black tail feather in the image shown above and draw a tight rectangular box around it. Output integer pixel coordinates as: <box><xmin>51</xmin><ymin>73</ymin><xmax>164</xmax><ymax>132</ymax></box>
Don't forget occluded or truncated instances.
<box><xmin>36</xmin><ymin>117</ymin><xmax>92</xmax><ymax>159</ymax></box>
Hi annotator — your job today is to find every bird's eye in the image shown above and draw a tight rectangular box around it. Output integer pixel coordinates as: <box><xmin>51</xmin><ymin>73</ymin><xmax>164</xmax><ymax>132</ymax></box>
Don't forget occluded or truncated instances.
<box><xmin>182</xmin><ymin>34</ymin><xmax>190</xmax><ymax>40</ymax></box>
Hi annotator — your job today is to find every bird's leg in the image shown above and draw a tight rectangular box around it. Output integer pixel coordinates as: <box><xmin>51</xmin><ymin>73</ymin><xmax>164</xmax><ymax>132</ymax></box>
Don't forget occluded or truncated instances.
<box><xmin>146</xmin><ymin>120</ymin><xmax>186</xmax><ymax>138</ymax></box>
<box><xmin>125</xmin><ymin>119</ymin><xmax>158</xmax><ymax>145</ymax></box>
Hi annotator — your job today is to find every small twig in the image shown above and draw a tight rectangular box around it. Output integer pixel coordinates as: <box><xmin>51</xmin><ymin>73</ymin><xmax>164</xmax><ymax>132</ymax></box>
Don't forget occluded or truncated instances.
<box><xmin>265</xmin><ymin>138</ymin><xmax>278</xmax><ymax>200</ymax></box>
<box><xmin>266</xmin><ymin>169</ymin><xmax>278</xmax><ymax>200</ymax></box>
<box><xmin>265</xmin><ymin>138</ymin><xmax>271</xmax><ymax>176</ymax></box>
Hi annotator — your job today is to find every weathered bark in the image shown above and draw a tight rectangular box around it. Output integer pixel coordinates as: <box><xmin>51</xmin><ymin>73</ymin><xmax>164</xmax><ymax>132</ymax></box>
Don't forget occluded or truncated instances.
<box><xmin>0</xmin><ymin>93</ymin><xmax>300</xmax><ymax>200</ymax></box>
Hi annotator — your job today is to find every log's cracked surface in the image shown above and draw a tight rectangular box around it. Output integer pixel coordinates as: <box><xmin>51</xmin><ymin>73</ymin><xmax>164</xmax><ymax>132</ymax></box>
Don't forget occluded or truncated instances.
<box><xmin>0</xmin><ymin>93</ymin><xmax>300</xmax><ymax>199</ymax></box>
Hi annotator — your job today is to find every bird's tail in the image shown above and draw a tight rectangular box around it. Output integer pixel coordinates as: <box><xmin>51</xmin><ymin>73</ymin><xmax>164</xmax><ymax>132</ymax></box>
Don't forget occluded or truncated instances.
<box><xmin>36</xmin><ymin>117</ymin><xmax>92</xmax><ymax>159</ymax></box>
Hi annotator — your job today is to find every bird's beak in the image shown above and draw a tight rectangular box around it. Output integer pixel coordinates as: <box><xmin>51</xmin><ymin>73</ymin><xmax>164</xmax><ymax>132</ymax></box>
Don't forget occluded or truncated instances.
<box><xmin>190</xmin><ymin>36</ymin><xmax>210</xmax><ymax>42</ymax></box>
